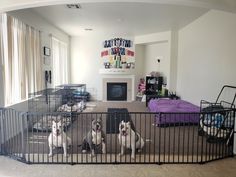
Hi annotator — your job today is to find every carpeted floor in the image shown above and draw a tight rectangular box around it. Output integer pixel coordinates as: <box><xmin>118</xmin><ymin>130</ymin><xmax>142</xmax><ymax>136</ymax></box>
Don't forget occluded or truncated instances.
<box><xmin>86</xmin><ymin>101</ymin><xmax>149</xmax><ymax>112</ymax></box>
<box><xmin>1</xmin><ymin>101</ymin><xmax>236</xmax><ymax>177</ymax></box>
<box><xmin>0</xmin><ymin>156</ymin><xmax>236</xmax><ymax>177</ymax></box>
<box><xmin>5</xmin><ymin>101</ymin><xmax>232</xmax><ymax>164</ymax></box>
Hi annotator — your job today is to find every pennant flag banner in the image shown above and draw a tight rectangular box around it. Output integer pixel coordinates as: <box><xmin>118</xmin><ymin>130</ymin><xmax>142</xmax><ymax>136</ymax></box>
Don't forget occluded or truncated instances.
<box><xmin>126</xmin><ymin>50</ymin><xmax>134</xmax><ymax>57</ymax></box>
<box><xmin>101</xmin><ymin>50</ymin><xmax>109</xmax><ymax>57</ymax></box>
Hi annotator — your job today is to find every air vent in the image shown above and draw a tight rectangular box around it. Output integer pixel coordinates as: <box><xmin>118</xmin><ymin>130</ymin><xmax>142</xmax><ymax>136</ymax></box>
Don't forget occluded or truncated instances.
<box><xmin>66</xmin><ymin>4</ymin><xmax>81</xmax><ymax>9</ymax></box>
<box><xmin>84</xmin><ymin>28</ymin><xmax>93</xmax><ymax>31</ymax></box>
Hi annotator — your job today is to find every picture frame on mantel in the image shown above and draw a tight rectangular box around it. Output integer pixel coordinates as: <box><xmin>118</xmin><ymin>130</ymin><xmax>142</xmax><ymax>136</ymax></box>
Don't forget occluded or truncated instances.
<box><xmin>43</xmin><ymin>46</ymin><xmax>51</xmax><ymax>56</ymax></box>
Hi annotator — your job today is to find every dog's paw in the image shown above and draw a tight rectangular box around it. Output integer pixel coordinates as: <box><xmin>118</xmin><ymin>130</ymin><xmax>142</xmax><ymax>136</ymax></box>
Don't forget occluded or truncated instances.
<box><xmin>90</xmin><ymin>154</ymin><xmax>95</xmax><ymax>158</ymax></box>
<box><xmin>82</xmin><ymin>150</ymin><xmax>87</xmax><ymax>153</ymax></box>
<box><xmin>137</xmin><ymin>149</ymin><xmax>142</xmax><ymax>153</ymax></box>
<box><xmin>48</xmin><ymin>153</ymin><xmax>53</xmax><ymax>157</ymax></box>
<box><xmin>118</xmin><ymin>153</ymin><xmax>124</xmax><ymax>157</ymax></box>
<box><xmin>102</xmin><ymin>147</ymin><xmax>106</xmax><ymax>154</ymax></box>
<box><xmin>64</xmin><ymin>154</ymin><xmax>69</xmax><ymax>158</ymax></box>
<box><xmin>131</xmin><ymin>155</ymin><xmax>135</xmax><ymax>160</ymax></box>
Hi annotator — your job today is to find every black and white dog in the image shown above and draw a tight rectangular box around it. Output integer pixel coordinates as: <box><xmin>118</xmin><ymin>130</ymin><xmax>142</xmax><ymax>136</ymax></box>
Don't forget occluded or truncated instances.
<box><xmin>48</xmin><ymin>120</ymin><xmax>72</xmax><ymax>157</ymax></box>
<box><xmin>118</xmin><ymin>121</ymin><xmax>144</xmax><ymax>159</ymax></box>
<box><xmin>81</xmin><ymin>117</ymin><xmax>106</xmax><ymax>156</ymax></box>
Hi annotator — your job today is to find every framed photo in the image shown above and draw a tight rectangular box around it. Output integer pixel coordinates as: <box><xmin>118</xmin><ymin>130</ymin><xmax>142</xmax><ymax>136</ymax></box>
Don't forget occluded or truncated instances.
<box><xmin>43</xmin><ymin>47</ymin><xmax>51</xmax><ymax>56</ymax></box>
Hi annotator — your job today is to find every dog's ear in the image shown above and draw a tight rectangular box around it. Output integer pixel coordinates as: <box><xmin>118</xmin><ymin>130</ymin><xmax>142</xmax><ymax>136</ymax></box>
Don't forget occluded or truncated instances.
<box><xmin>97</xmin><ymin>117</ymin><xmax>102</xmax><ymax>122</ymax></box>
<box><xmin>57</xmin><ymin>120</ymin><xmax>62</xmax><ymax>125</ymax></box>
<box><xmin>127</xmin><ymin>121</ymin><xmax>130</xmax><ymax>125</ymax></box>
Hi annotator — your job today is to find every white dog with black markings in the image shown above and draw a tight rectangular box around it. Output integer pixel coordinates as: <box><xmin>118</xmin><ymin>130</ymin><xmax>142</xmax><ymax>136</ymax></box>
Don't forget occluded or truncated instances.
<box><xmin>81</xmin><ymin>117</ymin><xmax>106</xmax><ymax>157</ymax></box>
<box><xmin>118</xmin><ymin>121</ymin><xmax>144</xmax><ymax>159</ymax></box>
<box><xmin>48</xmin><ymin>120</ymin><xmax>72</xmax><ymax>157</ymax></box>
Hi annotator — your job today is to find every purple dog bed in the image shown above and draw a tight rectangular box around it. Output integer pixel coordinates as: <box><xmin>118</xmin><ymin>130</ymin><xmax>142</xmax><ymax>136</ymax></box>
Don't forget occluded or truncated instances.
<box><xmin>148</xmin><ymin>98</ymin><xmax>200</xmax><ymax>126</ymax></box>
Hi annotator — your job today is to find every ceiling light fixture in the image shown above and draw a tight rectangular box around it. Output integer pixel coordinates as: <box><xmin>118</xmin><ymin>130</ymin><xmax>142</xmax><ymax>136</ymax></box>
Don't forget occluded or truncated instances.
<box><xmin>66</xmin><ymin>4</ymin><xmax>81</xmax><ymax>9</ymax></box>
<box><xmin>84</xmin><ymin>28</ymin><xmax>93</xmax><ymax>31</ymax></box>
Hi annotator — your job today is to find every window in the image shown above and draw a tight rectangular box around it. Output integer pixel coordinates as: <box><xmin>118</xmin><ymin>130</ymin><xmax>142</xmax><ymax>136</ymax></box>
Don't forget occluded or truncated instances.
<box><xmin>51</xmin><ymin>37</ymin><xmax>68</xmax><ymax>86</ymax></box>
<box><xmin>0</xmin><ymin>14</ymin><xmax>43</xmax><ymax>106</ymax></box>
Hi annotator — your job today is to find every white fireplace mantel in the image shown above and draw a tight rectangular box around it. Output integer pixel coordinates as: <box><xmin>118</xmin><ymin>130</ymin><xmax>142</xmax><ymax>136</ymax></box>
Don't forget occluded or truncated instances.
<box><xmin>99</xmin><ymin>68</ymin><xmax>135</xmax><ymax>75</ymax></box>
<box><xmin>101</xmin><ymin>75</ymin><xmax>135</xmax><ymax>102</ymax></box>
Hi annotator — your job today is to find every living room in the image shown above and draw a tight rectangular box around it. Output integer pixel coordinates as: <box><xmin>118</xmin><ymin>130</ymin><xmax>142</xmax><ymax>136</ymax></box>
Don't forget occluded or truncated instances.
<box><xmin>0</xmin><ymin>0</ymin><xmax>236</xmax><ymax>176</ymax></box>
<box><xmin>0</xmin><ymin>2</ymin><xmax>236</xmax><ymax>110</ymax></box>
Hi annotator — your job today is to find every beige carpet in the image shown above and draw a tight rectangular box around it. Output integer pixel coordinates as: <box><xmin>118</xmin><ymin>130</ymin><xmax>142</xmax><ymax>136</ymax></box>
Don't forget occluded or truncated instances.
<box><xmin>5</xmin><ymin>101</ymin><xmax>232</xmax><ymax>163</ymax></box>
<box><xmin>86</xmin><ymin>101</ymin><xmax>149</xmax><ymax>112</ymax></box>
<box><xmin>0</xmin><ymin>156</ymin><xmax>236</xmax><ymax>177</ymax></box>
<box><xmin>1</xmin><ymin>101</ymin><xmax>235</xmax><ymax>177</ymax></box>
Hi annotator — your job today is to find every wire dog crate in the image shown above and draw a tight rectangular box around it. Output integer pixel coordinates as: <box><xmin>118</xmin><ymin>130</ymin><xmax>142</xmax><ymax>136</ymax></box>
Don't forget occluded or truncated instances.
<box><xmin>28</xmin><ymin>84</ymin><xmax>89</xmax><ymax>113</ymax></box>
<box><xmin>0</xmin><ymin>109</ymin><xmax>235</xmax><ymax>165</ymax></box>
<box><xmin>56</xmin><ymin>84</ymin><xmax>89</xmax><ymax>104</ymax></box>
<box><xmin>27</xmin><ymin>86</ymin><xmax>88</xmax><ymax>133</ymax></box>
<box><xmin>28</xmin><ymin>88</ymin><xmax>62</xmax><ymax>113</ymax></box>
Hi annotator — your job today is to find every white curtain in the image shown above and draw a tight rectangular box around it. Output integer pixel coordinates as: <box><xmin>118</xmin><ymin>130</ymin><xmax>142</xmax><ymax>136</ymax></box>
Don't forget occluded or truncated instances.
<box><xmin>0</xmin><ymin>14</ymin><xmax>43</xmax><ymax>106</ymax></box>
<box><xmin>52</xmin><ymin>37</ymin><xmax>68</xmax><ymax>87</ymax></box>
<box><xmin>25</xmin><ymin>26</ymin><xmax>43</xmax><ymax>95</ymax></box>
<box><xmin>0</xmin><ymin>14</ymin><xmax>7</xmax><ymax>106</ymax></box>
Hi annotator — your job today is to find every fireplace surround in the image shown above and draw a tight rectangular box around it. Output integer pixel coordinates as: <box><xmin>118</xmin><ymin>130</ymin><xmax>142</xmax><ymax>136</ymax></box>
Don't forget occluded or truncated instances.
<box><xmin>102</xmin><ymin>76</ymin><xmax>134</xmax><ymax>101</ymax></box>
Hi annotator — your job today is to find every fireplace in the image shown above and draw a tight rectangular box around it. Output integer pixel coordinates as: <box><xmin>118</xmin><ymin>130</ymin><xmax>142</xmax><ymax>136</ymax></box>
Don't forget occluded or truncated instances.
<box><xmin>107</xmin><ymin>83</ymin><xmax>127</xmax><ymax>101</ymax></box>
<box><xmin>102</xmin><ymin>76</ymin><xmax>134</xmax><ymax>102</ymax></box>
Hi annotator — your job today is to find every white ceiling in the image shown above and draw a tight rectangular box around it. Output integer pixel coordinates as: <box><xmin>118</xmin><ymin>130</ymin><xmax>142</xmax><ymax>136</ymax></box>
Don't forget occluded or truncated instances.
<box><xmin>28</xmin><ymin>2</ymin><xmax>209</xmax><ymax>36</ymax></box>
<box><xmin>2</xmin><ymin>0</ymin><xmax>236</xmax><ymax>13</ymax></box>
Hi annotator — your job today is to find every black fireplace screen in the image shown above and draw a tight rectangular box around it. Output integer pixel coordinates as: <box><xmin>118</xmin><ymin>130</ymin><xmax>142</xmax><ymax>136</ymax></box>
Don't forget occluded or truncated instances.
<box><xmin>107</xmin><ymin>82</ymin><xmax>127</xmax><ymax>101</ymax></box>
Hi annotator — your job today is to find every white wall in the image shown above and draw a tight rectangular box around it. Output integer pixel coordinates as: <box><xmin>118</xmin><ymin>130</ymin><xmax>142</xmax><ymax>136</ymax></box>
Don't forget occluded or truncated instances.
<box><xmin>134</xmin><ymin>31</ymin><xmax>170</xmax><ymax>45</ymax></box>
<box><xmin>170</xmin><ymin>31</ymin><xmax>178</xmax><ymax>91</ymax></box>
<box><xmin>134</xmin><ymin>44</ymin><xmax>145</xmax><ymax>95</ymax></box>
<box><xmin>177</xmin><ymin>10</ymin><xmax>236</xmax><ymax>105</ymax></box>
<box><xmin>0</xmin><ymin>65</ymin><xmax>4</xmax><ymax>107</ymax></box>
<box><xmin>70</xmin><ymin>34</ymin><xmax>134</xmax><ymax>101</ymax></box>
<box><xmin>8</xmin><ymin>100</ymin><xmax>28</xmax><ymax>112</ymax></box>
<box><xmin>71</xmin><ymin>35</ymin><xmax>101</xmax><ymax>100</ymax></box>
<box><xmin>134</xmin><ymin>31</ymin><xmax>176</xmax><ymax>90</ymax></box>
<box><xmin>144</xmin><ymin>41</ymin><xmax>169</xmax><ymax>86</ymax></box>
<box><xmin>8</xmin><ymin>9</ymin><xmax>70</xmax><ymax>43</ymax></box>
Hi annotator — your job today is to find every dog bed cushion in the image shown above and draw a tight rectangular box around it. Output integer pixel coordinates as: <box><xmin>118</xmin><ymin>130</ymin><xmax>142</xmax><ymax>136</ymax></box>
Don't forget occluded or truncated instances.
<box><xmin>148</xmin><ymin>98</ymin><xmax>200</xmax><ymax>126</ymax></box>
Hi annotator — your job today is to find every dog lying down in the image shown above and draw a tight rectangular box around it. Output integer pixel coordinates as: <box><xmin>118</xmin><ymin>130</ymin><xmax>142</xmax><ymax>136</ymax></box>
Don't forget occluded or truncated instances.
<box><xmin>48</xmin><ymin>120</ymin><xmax>72</xmax><ymax>157</ymax></box>
<box><xmin>118</xmin><ymin>121</ymin><xmax>144</xmax><ymax>159</ymax></box>
<box><xmin>57</xmin><ymin>100</ymin><xmax>86</xmax><ymax>112</ymax></box>
<box><xmin>81</xmin><ymin>117</ymin><xmax>106</xmax><ymax>157</ymax></box>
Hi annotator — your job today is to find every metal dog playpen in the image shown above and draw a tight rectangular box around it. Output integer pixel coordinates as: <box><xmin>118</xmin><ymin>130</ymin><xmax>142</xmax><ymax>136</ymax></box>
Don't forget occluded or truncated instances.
<box><xmin>0</xmin><ymin>109</ymin><xmax>235</xmax><ymax>165</ymax></box>
<box><xmin>0</xmin><ymin>85</ymin><xmax>235</xmax><ymax>165</ymax></box>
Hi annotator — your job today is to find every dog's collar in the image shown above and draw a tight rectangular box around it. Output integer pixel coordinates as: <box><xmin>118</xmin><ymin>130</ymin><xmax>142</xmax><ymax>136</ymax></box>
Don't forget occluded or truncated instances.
<box><xmin>92</xmin><ymin>129</ymin><xmax>101</xmax><ymax>133</ymax></box>
<box><xmin>121</xmin><ymin>132</ymin><xmax>128</xmax><ymax>136</ymax></box>
<box><xmin>53</xmin><ymin>132</ymin><xmax>61</xmax><ymax>136</ymax></box>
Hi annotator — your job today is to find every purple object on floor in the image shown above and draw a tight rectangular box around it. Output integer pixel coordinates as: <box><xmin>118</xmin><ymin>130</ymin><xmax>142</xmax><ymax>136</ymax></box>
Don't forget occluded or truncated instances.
<box><xmin>148</xmin><ymin>98</ymin><xmax>200</xmax><ymax>126</ymax></box>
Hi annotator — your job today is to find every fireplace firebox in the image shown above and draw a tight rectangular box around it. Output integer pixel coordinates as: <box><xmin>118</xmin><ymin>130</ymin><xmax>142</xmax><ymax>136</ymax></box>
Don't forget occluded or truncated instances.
<box><xmin>107</xmin><ymin>83</ymin><xmax>127</xmax><ymax>101</ymax></box>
